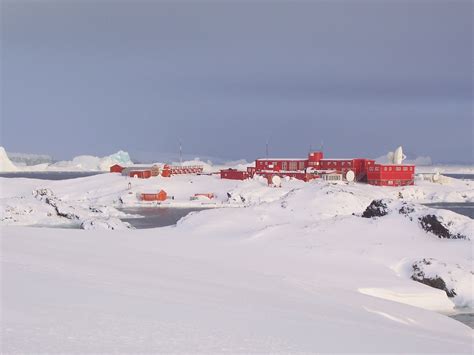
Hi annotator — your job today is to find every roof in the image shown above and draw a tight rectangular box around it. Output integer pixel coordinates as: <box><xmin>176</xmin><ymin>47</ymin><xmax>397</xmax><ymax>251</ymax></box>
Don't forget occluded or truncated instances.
<box><xmin>256</xmin><ymin>158</ymin><xmax>307</xmax><ymax>161</ymax></box>
<box><xmin>320</xmin><ymin>158</ymin><xmax>354</xmax><ymax>161</ymax></box>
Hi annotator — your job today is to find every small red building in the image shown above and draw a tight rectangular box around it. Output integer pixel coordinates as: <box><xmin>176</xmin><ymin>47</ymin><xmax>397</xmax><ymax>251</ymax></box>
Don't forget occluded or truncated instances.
<box><xmin>220</xmin><ymin>169</ymin><xmax>249</xmax><ymax>180</ymax></box>
<box><xmin>110</xmin><ymin>164</ymin><xmax>124</xmax><ymax>173</ymax></box>
<box><xmin>129</xmin><ymin>170</ymin><xmax>152</xmax><ymax>179</ymax></box>
<box><xmin>139</xmin><ymin>190</ymin><xmax>167</xmax><ymax>201</ymax></box>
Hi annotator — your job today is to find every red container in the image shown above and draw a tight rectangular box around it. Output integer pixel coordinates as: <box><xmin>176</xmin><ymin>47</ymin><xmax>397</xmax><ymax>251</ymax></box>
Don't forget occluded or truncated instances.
<box><xmin>140</xmin><ymin>190</ymin><xmax>167</xmax><ymax>201</ymax></box>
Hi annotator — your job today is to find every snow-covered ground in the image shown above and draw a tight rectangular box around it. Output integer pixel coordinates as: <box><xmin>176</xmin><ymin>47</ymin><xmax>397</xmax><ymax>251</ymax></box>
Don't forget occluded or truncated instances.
<box><xmin>1</xmin><ymin>171</ymin><xmax>473</xmax><ymax>352</ymax></box>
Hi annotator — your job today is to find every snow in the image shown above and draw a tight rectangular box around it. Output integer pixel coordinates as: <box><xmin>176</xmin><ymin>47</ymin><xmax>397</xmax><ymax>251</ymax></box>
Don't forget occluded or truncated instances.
<box><xmin>1</xmin><ymin>170</ymin><xmax>473</xmax><ymax>352</ymax></box>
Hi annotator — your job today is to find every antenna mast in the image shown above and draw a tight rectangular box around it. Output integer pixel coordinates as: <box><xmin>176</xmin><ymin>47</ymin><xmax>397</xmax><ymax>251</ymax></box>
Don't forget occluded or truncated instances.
<box><xmin>178</xmin><ymin>138</ymin><xmax>183</xmax><ymax>165</ymax></box>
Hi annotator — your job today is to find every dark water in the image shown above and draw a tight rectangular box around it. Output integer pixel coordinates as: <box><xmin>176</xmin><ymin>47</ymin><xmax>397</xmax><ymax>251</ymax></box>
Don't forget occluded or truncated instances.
<box><xmin>444</xmin><ymin>173</ymin><xmax>474</xmax><ymax>180</ymax></box>
<box><xmin>0</xmin><ymin>171</ymin><xmax>106</xmax><ymax>180</ymax></box>
<box><xmin>449</xmin><ymin>313</ymin><xmax>474</xmax><ymax>328</ymax></box>
<box><xmin>423</xmin><ymin>202</ymin><xmax>474</xmax><ymax>219</ymax></box>
<box><xmin>119</xmin><ymin>207</ymin><xmax>206</xmax><ymax>229</ymax></box>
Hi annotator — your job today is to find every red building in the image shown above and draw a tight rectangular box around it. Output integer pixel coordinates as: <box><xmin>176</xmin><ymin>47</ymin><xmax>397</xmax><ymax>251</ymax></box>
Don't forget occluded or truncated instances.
<box><xmin>220</xmin><ymin>169</ymin><xmax>249</xmax><ymax>180</ymax></box>
<box><xmin>220</xmin><ymin>150</ymin><xmax>415</xmax><ymax>186</ymax></box>
<box><xmin>366</xmin><ymin>161</ymin><xmax>415</xmax><ymax>186</ymax></box>
<box><xmin>255</xmin><ymin>158</ymin><xmax>308</xmax><ymax>172</ymax></box>
<box><xmin>319</xmin><ymin>158</ymin><xmax>375</xmax><ymax>182</ymax></box>
<box><xmin>110</xmin><ymin>164</ymin><xmax>124</xmax><ymax>173</ymax></box>
<box><xmin>129</xmin><ymin>170</ymin><xmax>152</xmax><ymax>179</ymax></box>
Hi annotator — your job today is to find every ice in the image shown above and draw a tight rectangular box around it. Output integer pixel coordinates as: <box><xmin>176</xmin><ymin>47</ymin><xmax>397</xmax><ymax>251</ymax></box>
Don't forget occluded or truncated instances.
<box><xmin>0</xmin><ymin>146</ymin><xmax>133</xmax><ymax>172</ymax></box>
<box><xmin>0</xmin><ymin>147</ymin><xmax>20</xmax><ymax>172</ymax></box>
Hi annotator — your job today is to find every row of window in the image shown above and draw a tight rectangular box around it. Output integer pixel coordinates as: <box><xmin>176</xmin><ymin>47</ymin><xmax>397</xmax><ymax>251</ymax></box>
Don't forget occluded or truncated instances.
<box><xmin>321</xmin><ymin>161</ymin><xmax>353</xmax><ymax>167</ymax></box>
<box><xmin>369</xmin><ymin>166</ymin><xmax>414</xmax><ymax>172</ymax></box>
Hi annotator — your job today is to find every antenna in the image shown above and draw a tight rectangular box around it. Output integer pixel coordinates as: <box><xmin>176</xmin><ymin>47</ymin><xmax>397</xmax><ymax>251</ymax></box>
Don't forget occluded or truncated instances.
<box><xmin>265</xmin><ymin>138</ymin><xmax>269</xmax><ymax>158</ymax></box>
<box><xmin>178</xmin><ymin>138</ymin><xmax>183</xmax><ymax>165</ymax></box>
<box><xmin>320</xmin><ymin>140</ymin><xmax>324</xmax><ymax>152</ymax></box>
<box><xmin>309</xmin><ymin>144</ymin><xmax>313</xmax><ymax>154</ymax></box>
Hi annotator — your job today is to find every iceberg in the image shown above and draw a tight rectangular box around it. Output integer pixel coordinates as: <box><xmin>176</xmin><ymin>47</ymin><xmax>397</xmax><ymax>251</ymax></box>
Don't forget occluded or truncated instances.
<box><xmin>0</xmin><ymin>147</ymin><xmax>19</xmax><ymax>172</ymax></box>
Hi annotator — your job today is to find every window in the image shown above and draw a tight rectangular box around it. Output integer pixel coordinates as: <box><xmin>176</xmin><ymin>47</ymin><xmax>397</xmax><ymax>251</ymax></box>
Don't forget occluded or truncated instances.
<box><xmin>403</xmin><ymin>167</ymin><xmax>408</xmax><ymax>171</ymax></box>
<box><xmin>282</xmin><ymin>162</ymin><xmax>287</xmax><ymax>170</ymax></box>
<box><xmin>299</xmin><ymin>162</ymin><xmax>305</xmax><ymax>170</ymax></box>
<box><xmin>384</xmin><ymin>167</ymin><xmax>387</xmax><ymax>171</ymax></box>
<box><xmin>289</xmin><ymin>161</ymin><xmax>297</xmax><ymax>171</ymax></box>
<box><xmin>396</xmin><ymin>167</ymin><xmax>401</xmax><ymax>171</ymax></box>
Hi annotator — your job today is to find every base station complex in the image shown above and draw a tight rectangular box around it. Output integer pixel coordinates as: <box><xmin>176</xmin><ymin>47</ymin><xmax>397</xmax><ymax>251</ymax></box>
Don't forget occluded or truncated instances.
<box><xmin>220</xmin><ymin>151</ymin><xmax>415</xmax><ymax>186</ymax></box>
<box><xmin>110</xmin><ymin>151</ymin><xmax>415</xmax><ymax>187</ymax></box>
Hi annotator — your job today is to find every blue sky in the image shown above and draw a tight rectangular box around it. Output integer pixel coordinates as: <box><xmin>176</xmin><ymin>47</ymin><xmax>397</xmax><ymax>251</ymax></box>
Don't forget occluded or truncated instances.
<box><xmin>1</xmin><ymin>0</ymin><xmax>472</xmax><ymax>163</ymax></box>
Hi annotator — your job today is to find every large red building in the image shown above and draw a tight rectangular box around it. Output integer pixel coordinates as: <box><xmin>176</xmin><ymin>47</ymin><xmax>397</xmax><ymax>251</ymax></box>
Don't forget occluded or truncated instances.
<box><xmin>365</xmin><ymin>161</ymin><xmax>415</xmax><ymax>186</ymax></box>
<box><xmin>220</xmin><ymin>150</ymin><xmax>415</xmax><ymax>186</ymax></box>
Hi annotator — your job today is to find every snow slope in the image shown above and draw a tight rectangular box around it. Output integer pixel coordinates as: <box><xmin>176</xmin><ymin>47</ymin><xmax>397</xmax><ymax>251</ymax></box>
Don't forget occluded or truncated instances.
<box><xmin>1</xmin><ymin>173</ymin><xmax>473</xmax><ymax>352</ymax></box>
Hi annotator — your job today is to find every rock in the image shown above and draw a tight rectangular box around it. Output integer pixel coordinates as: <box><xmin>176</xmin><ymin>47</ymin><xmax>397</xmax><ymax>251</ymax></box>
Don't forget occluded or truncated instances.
<box><xmin>361</xmin><ymin>199</ymin><xmax>389</xmax><ymax>218</ymax></box>
<box><xmin>418</xmin><ymin>214</ymin><xmax>467</xmax><ymax>240</ymax></box>
<box><xmin>411</xmin><ymin>259</ymin><xmax>457</xmax><ymax>298</ymax></box>
<box><xmin>81</xmin><ymin>217</ymin><xmax>133</xmax><ymax>230</ymax></box>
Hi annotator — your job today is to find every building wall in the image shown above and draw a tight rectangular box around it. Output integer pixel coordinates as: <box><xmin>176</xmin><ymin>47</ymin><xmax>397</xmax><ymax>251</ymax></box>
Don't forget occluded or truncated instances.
<box><xmin>255</xmin><ymin>159</ymin><xmax>307</xmax><ymax>172</ymax></box>
<box><xmin>220</xmin><ymin>169</ymin><xmax>249</xmax><ymax>180</ymax></box>
<box><xmin>366</xmin><ymin>163</ymin><xmax>415</xmax><ymax>186</ymax></box>
<box><xmin>129</xmin><ymin>170</ymin><xmax>152</xmax><ymax>179</ymax></box>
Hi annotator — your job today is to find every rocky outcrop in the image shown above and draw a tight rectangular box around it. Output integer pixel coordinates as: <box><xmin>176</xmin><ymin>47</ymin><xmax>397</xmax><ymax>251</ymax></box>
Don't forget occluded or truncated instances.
<box><xmin>32</xmin><ymin>188</ymin><xmax>132</xmax><ymax>230</ymax></box>
<box><xmin>408</xmin><ymin>258</ymin><xmax>473</xmax><ymax>308</ymax></box>
<box><xmin>33</xmin><ymin>188</ymin><xmax>80</xmax><ymax>220</ymax></box>
<box><xmin>81</xmin><ymin>217</ymin><xmax>133</xmax><ymax>230</ymax></box>
<box><xmin>360</xmin><ymin>199</ymin><xmax>470</xmax><ymax>240</ymax></box>
<box><xmin>411</xmin><ymin>259</ymin><xmax>457</xmax><ymax>297</ymax></box>
<box><xmin>418</xmin><ymin>214</ymin><xmax>467</xmax><ymax>240</ymax></box>
<box><xmin>361</xmin><ymin>199</ymin><xmax>389</xmax><ymax>218</ymax></box>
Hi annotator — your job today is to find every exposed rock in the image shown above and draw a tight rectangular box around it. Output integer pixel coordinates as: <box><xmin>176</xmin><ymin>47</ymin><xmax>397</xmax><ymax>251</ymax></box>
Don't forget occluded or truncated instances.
<box><xmin>419</xmin><ymin>214</ymin><xmax>467</xmax><ymax>240</ymax></box>
<box><xmin>411</xmin><ymin>259</ymin><xmax>457</xmax><ymax>298</ymax></box>
<box><xmin>33</xmin><ymin>188</ymin><xmax>80</xmax><ymax>220</ymax></box>
<box><xmin>81</xmin><ymin>217</ymin><xmax>133</xmax><ymax>230</ymax></box>
<box><xmin>361</xmin><ymin>199</ymin><xmax>388</xmax><ymax>218</ymax></box>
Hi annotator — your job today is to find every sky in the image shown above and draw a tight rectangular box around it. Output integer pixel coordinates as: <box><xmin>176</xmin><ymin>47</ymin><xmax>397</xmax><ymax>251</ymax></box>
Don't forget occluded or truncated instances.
<box><xmin>1</xmin><ymin>0</ymin><xmax>472</xmax><ymax>163</ymax></box>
